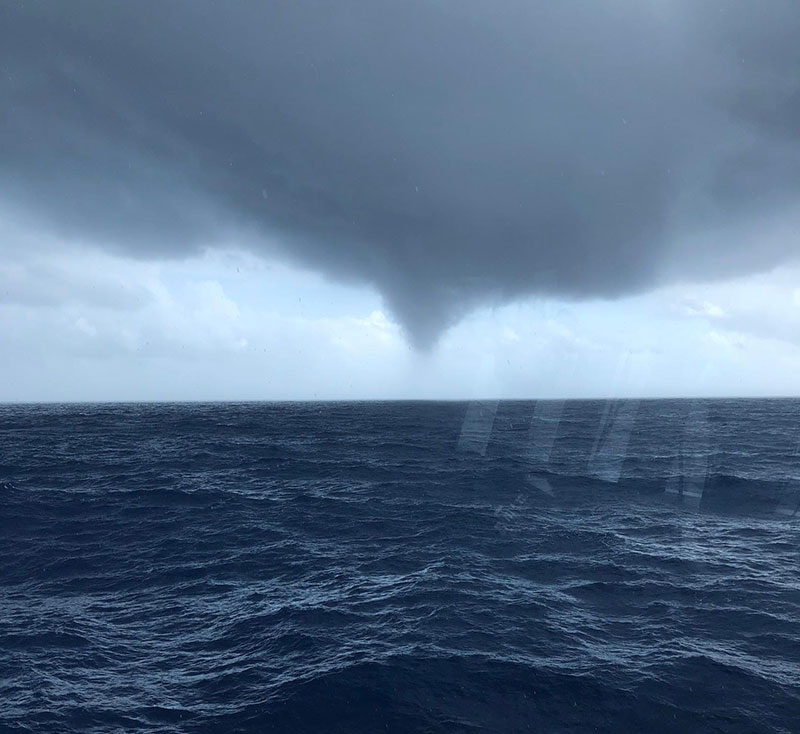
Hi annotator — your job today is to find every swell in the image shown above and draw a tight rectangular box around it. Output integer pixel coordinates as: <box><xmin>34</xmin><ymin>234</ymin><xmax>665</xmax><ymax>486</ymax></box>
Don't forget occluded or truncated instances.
<box><xmin>1</xmin><ymin>401</ymin><xmax>799</xmax><ymax>733</ymax></box>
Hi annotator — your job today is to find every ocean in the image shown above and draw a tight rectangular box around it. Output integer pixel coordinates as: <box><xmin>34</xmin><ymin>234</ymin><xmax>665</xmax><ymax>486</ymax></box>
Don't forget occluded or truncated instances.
<box><xmin>1</xmin><ymin>400</ymin><xmax>798</xmax><ymax>732</ymax></box>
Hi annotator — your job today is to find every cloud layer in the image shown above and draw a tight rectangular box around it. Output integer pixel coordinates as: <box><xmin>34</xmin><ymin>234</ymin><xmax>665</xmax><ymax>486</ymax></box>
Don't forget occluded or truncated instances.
<box><xmin>3</xmin><ymin>1</ymin><xmax>800</xmax><ymax>346</ymax></box>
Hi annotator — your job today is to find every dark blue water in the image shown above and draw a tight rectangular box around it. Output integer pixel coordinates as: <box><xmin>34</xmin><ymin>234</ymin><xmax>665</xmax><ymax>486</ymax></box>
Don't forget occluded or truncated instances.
<box><xmin>1</xmin><ymin>400</ymin><xmax>799</xmax><ymax>733</ymax></box>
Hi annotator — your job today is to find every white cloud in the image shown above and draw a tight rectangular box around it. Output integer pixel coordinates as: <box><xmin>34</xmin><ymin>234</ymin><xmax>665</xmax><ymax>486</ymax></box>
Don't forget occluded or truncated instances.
<box><xmin>663</xmin><ymin>265</ymin><xmax>800</xmax><ymax>349</ymax></box>
<box><xmin>501</xmin><ymin>326</ymin><xmax>520</xmax><ymax>343</ymax></box>
<box><xmin>680</xmin><ymin>299</ymin><xmax>726</xmax><ymax>319</ymax></box>
<box><xmin>73</xmin><ymin>316</ymin><xmax>97</xmax><ymax>338</ymax></box>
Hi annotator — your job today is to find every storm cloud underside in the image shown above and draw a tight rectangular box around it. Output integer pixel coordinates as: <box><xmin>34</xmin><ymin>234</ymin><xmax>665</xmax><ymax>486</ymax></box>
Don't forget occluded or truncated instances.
<box><xmin>2</xmin><ymin>1</ymin><xmax>800</xmax><ymax>346</ymax></box>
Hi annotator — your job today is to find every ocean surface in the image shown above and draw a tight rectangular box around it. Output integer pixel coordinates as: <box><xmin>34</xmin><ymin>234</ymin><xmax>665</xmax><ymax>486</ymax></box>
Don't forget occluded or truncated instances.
<box><xmin>1</xmin><ymin>399</ymin><xmax>799</xmax><ymax>733</ymax></box>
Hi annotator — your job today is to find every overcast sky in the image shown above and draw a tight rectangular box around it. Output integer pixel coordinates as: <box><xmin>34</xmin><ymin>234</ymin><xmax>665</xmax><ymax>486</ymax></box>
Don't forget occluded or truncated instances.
<box><xmin>2</xmin><ymin>1</ymin><xmax>800</xmax><ymax>400</ymax></box>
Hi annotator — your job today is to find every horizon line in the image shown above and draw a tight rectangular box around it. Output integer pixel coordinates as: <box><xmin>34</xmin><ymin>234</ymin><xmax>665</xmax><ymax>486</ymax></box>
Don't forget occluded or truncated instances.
<box><xmin>2</xmin><ymin>395</ymin><xmax>799</xmax><ymax>406</ymax></box>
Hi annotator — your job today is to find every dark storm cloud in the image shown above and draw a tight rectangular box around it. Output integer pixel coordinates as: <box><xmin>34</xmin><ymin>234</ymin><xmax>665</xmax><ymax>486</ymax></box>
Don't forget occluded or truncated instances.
<box><xmin>2</xmin><ymin>1</ymin><xmax>800</xmax><ymax>346</ymax></box>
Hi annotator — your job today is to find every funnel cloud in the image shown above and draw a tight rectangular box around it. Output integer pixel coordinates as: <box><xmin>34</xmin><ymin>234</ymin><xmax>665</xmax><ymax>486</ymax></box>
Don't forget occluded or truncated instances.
<box><xmin>2</xmin><ymin>1</ymin><xmax>800</xmax><ymax>346</ymax></box>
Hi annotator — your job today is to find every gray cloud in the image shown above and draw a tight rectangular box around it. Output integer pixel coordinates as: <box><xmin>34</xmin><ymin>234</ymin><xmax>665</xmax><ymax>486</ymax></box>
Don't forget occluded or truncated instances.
<box><xmin>2</xmin><ymin>1</ymin><xmax>799</xmax><ymax>346</ymax></box>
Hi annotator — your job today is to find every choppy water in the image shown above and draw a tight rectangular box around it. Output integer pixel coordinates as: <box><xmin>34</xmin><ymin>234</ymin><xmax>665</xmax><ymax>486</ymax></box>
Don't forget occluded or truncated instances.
<box><xmin>1</xmin><ymin>400</ymin><xmax>799</xmax><ymax>732</ymax></box>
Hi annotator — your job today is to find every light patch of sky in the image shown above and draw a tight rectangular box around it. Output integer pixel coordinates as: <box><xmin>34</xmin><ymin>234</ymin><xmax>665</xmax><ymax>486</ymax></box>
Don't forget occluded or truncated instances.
<box><xmin>2</xmin><ymin>237</ymin><xmax>800</xmax><ymax>401</ymax></box>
